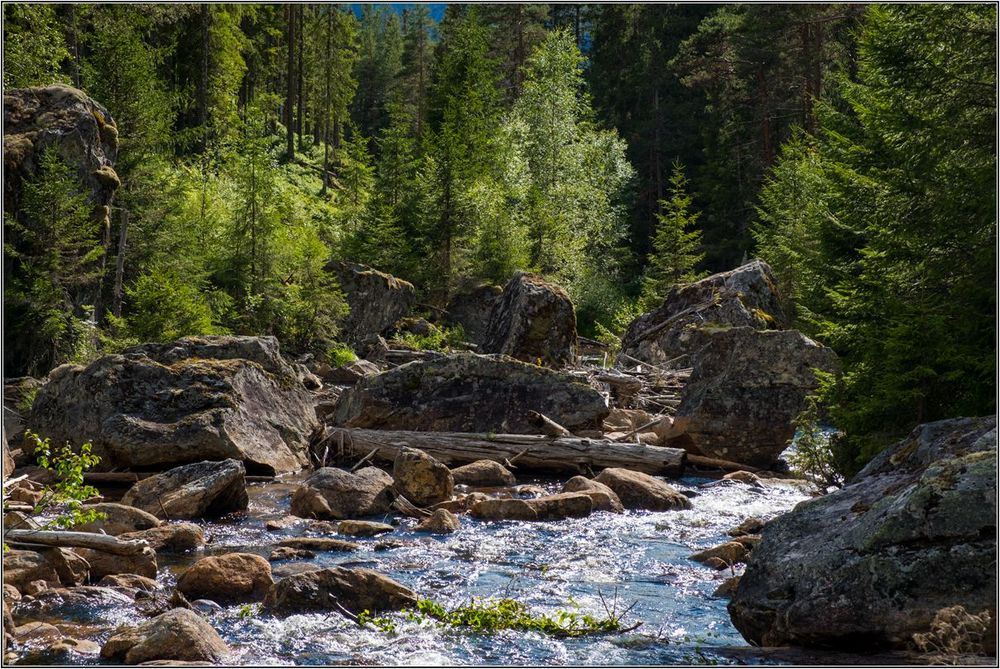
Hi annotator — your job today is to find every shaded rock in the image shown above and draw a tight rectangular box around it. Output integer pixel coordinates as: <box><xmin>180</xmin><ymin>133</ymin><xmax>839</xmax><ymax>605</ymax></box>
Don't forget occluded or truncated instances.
<box><xmin>271</xmin><ymin>563</ymin><xmax>322</xmax><ymax>579</ymax></box>
<box><xmin>393</xmin><ymin>448</ymin><xmax>453</xmax><ymax>507</ymax></box>
<box><xmin>74</xmin><ymin>503</ymin><xmax>161</xmax><ymax>535</ymax></box>
<box><xmin>289</xmin><ymin>466</ymin><xmax>394</xmax><ymax>520</ymax></box>
<box><xmin>594</xmin><ymin>468</ymin><xmax>692</xmax><ymax>511</ymax></box>
<box><xmin>20</xmin><ymin>637</ymin><xmax>101</xmax><ymax>663</ymax></box>
<box><xmin>176</xmin><ymin>553</ymin><xmax>272</xmax><ymax>604</ymax></box>
<box><xmin>729</xmin><ymin>416</ymin><xmax>997</xmax><ymax>652</ymax></box>
<box><xmin>3</xmin><ymin>377</ymin><xmax>44</xmax><ymax>442</ymax></box>
<box><xmin>470</xmin><ymin>492</ymin><xmax>593</xmax><ymax>521</ymax></box>
<box><xmin>75</xmin><ymin>547</ymin><xmax>157</xmax><ymax>581</ymax></box>
<box><xmin>3</xmin><ymin>550</ymin><xmax>74</xmax><ymax>592</ymax></box>
<box><xmin>690</xmin><ymin>541</ymin><xmax>750</xmax><ymax>568</ymax></box>
<box><xmin>3</xmin><ymin>585</ymin><xmax>20</xmax><ymax>606</ymax></box>
<box><xmin>415</xmin><ymin>509</ymin><xmax>461</xmax><ymax>534</ymax></box>
<box><xmin>356</xmin><ymin>335</ymin><xmax>389</xmax><ymax>363</ymax></box>
<box><xmin>263</xmin><ymin>567</ymin><xmax>417</xmax><ymax>615</ymax></box>
<box><xmin>6</xmin><ymin>479</ymin><xmax>43</xmax><ymax>506</ymax></box>
<box><xmin>276</xmin><ymin>538</ymin><xmax>359</xmax><ymax>552</ymax></box>
<box><xmin>28</xmin><ymin>336</ymin><xmax>316</xmax><ymax>474</ymax></box>
<box><xmin>330</xmin><ymin>262</ymin><xmax>416</xmax><ymax>345</ymax></box>
<box><xmin>337</xmin><ymin>520</ymin><xmax>394</xmax><ymax>537</ymax></box>
<box><xmin>620</xmin><ymin>260</ymin><xmax>790</xmax><ymax>365</ymax></box>
<box><xmin>4</xmin><ymin>86</ymin><xmax>119</xmax><ymax>377</ymax></box>
<box><xmin>268</xmin><ymin>547</ymin><xmax>315</xmax><ymax>561</ymax></box>
<box><xmin>2</xmin><ymin>433</ymin><xmax>14</xmax><ymax>482</ymax></box>
<box><xmin>450</xmin><ymin>460</ymin><xmax>516</xmax><ymax>487</ymax></box>
<box><xmin>393</xmin><ymin>316</ymin><xmax>438</xmax><ymax>338</ymax></box>
<box><xmin>100</xmin><ymin>608</ymin><xmax>228</xmax><ymax>664</ymax></box>
<box><xmin>733</xmin><ymin>535</ymin><xmax>762</xmax><ymax>551</ymax></box>
<box><xmin>13</xmin><ymin>621</ymin><xmax>62</xmax><ymax>644</ymax></box>
<box><xmin>713</xmin><ymin>576</ymin><xmax>741</xmax><ymax>599</ymax></box>
<box><xmin>728</xmin><ymin>517</ymin><xmax>765</xmax><ymax>537</ymax></box>
<box><xmin>481</xmin><ymin>272</ymin><xmax>577</xmax><ymax>368</ymax></box>
<box><xmin>561</xmin><ymin>476</ymin><xmax>624</xmax><ymax>513</ymax></box>
<box><xmin>98</xmin><ymin>574</ymin><xmax>159</xmax><ymax>593</ymax></box>
<box><xmin>445</xmin><ymin>284</ymin><xmax>502</xmax><ymax>345</ymax></box>
<box><xmin>662</xmin><ymin>327</ymin><xmax>838</xmax><ymax>467</ymax></box>
<box><xmin>122</xmin><ymin>459</ymin><xmax>248</xmax><ymax>520</ymax></box>
<box><xmin>332</xmin><ymin>353</ymin><xmax>607</xmax><ymax>434</ymax></box>
<box><xmin>118</xmin><ymin>523</ymin><xmax>205</xmax><ymax>553</ymax></box>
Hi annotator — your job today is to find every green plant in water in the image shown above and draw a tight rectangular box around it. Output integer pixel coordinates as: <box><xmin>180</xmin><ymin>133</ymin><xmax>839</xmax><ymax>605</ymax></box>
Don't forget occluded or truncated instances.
<box><xmin>21</xmin><ymin>431</ymin><xmax>103</xmax><ymax>528</ymax></box>
<box><xmin>356</xmin><ymin>609</ymin><xmax>397</xmax><ymax>633</ymax></box>
<box><xmin>787</xmin><ymin>370</ymin><xmax>844</xmax><ymax>489</ymax></box>
<box><xmin>238</xmin><ymin>603</ymin><xmax>263</xmax><ymax>619</ymax></box>
<box><xmin>412</xmin><ymin>593</ymin><xmax>639</xmax><ymax>638</ymax></box>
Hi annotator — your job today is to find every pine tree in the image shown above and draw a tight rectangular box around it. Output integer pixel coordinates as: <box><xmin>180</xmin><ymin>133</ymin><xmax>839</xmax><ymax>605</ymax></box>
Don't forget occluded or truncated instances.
<box><xmin>3</xmin><ymin>4</ymin><xmax>70</xmax><ymax>88</ymax></box>
<box><xmin>640</xmin><ymin>163</ymin><xmax>704</xmax><ymax>308</ymax></box>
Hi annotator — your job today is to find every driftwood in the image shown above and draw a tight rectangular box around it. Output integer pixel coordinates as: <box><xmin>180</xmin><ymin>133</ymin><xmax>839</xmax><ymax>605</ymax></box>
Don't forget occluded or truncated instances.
<box><xmin>329</xmin><ymin>428</ymin><xmax>686</xmax><ymax>477</ymax></box>
<box><xmin>527</xmin><ymin>411</ymin><xmax>572</xmax><ymax>438</ymax></box>
<box><xmin>3</xmin><ymin>529</ymin><xmax>150</xmax><ymax>556</ymax></box>
<box><xmin>84</xmin><ymin>472</ymin><xmax>274</xmax><ymax>485</ymax></box>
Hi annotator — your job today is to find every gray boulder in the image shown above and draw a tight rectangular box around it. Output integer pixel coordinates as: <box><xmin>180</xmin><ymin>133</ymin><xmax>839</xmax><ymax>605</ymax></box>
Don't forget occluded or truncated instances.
<box><xmin>122</xmin><ymin>459</ymin><xmax>248</xmax><ymax>520</ymax></box>
<box><xmin>445</xmin><ymin>284</ymin><xmax>502</xmax><ymax>345</ymax></box>
<box><xmin>620</xmin><ymin>260</ymin><xmax>789</xmax><ymax>365</ymax></box>
<box><xmin>662</xmin><ymin>327</ymin><xmax>839</xmax><ymax>467</ymax></box>
<box><xmin>28</xmin><ymin>336</ymin><xmax>316</xmax><ymax>474</ymax></box>
<box><xmin>263</xmin><ymin>567</ymin><xmax>418</xmax><ymax>615</ymax></box>
<box><xmin>481</xmin><ymin>272</ymin><xmax>577</xmax><ymax>368</ymax></box>
<box><xmin>729</xmin><ymin>416</ymin><xmax>997</xmax><ymax>653</ymax></box>
<box><xmin>290</xmin><ymin>466</ymin><xmax>394</xmax><ymax>520</ymax></box>
<box><xmin>331</xmin><ymin>353</ymin><xmax>607</xmax><ymax>434</ymax></box>
<box><xmin>330</xmin><ymin>262</ymin><xmax>416</xmax><ymax>344</ymax></box>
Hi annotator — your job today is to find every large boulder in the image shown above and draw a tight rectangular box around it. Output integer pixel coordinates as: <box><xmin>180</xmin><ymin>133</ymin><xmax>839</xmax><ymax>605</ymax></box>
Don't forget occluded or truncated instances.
<box><xmin>393</xmin><ymin>448</ymin><xmax>453</xmax><ymax>507</ymax></box>
<box><xmin>176</xmin><ymin>553</ymin><xmax>273</xmax><ymax>604</ymax></box>
<box><xmin>662</xmin><ymin>327</ymin><xmax>839</xmax><ymax>467</ymax></box>
<box><xmin>289</xmin><ymin>466</ymin><xmax>394</xmax><ymax>520</ymax></box>
<box><xmin>28</xmin><ymin>336</ymin><xmax>317</xmax><ymax>474</ymax></box>
<box><xmin>330</xmin><ymin>262</ymin><xmax>416</xmax><ymax>344</ymax></box>
<box><xmin>620</xmin><ymin>260</ymin><xmax>789</xmax><ymax>365</ymax></box>
<box><xmin>481</xmin><ymin>272</ymin><xmax>577</xmax><ymax>368</ymax></box>
<box><xmin>4</xmin><ymin>86</ymin><xmax>120</xmax><ymax>377</ymax></box>
<box><xmin>76</xmin><ymin>546</ymin><xmax>157</xmax><ymax>582</ymax></box>
<box><xmin>262</xmin><ymin>567</ymin><xmax>418</xmax><ymax>615</ymax></box>
<box><xmin>100</xmin><ymin>608</ymin><xmax>228</xmax><ymax>664</ymax></box>
<box><xmin>3</xmin><ymin>549</ymin><xmax>87</xmax><ymax>592</ymax></box>
<box><xmin>121</xmin><ymin>459</ymin><xmax>248</xmax><ymax>520</ymax></box>
<box><xmin>445</xmin><ymin>284</ymin><xmax>502</xmax><ymax>345</ymax></box>
<box><xmin>729</xmin><ymin>417</ymin><xmax>997</xmax><ymax>652</ymax></box>
<box><xmin>593</xmin><ymin>468</ymin><xmax>692</xmax><ymax>511</ymax></box>
<box><xmin>331</xmin><ymin>353</ymin><xmax>607</xmax><ymax>434</ymax></box>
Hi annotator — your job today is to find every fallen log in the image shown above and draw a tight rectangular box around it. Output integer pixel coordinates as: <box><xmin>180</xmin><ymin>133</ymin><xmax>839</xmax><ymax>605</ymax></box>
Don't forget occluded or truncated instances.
<box><xmin>527</xmin><ymin>411</ymin><xmax>572</xmax><ymax>438</ymax></box>
<box><xmin>83</xmin><ymin>472</ymin><xmax>274</xmax><ymax>485</ymax></box>
<box><xmin>329</xmin><ymin>428</ymin><xmax>686</xmax><ymax>477</ymax></box>
<box><xmin>3</xmin><ymin>529</ymin><xmax>150</xmax><ymax>556</ymax></box>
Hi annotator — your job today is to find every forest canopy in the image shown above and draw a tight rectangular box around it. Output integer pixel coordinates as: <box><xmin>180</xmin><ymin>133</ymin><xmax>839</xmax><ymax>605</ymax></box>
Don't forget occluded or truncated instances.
<box><xmin>2</xmin><ymin>3</ymin><xmax>996</xmax><ymax>473</ymax></box>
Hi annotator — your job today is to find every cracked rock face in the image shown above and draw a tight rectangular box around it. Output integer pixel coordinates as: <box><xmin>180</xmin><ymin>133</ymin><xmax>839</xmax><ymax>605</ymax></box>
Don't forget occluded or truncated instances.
<box><xmin>29</xmin><ymin>336</ymin><xmax>316</xmax><ymax>474</ymax></box>
<box><xmin>728</xmin><ymin>416</ymin><xmax>997</xmax><ymax>652</ymax></box>
<box><xmin>329</xmin><ymin>261</ymin><xmax>416</xmax><ymax>345</ymax></box>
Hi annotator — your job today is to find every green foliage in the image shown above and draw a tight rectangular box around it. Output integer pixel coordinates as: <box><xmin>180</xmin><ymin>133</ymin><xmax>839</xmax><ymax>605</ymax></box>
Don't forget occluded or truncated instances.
<box><xmin>356</xmin><ymin>609</ymin><xmax>397</xmax><ymax>633</ymax></box>
<box><xmin>755</xmin><ymin>4</ymin><xmax>996</xmax><ymax>473</ymax></box>
<box><xmin>412</xmin><ymin>596</ymin><xmax>631</xmax><ymax>638</ymax></box>
<box><xmin>111</xmin><ymin>269</ymin><xmax>222</xmax><ymax>343</ymax></box>
<box><xmin>593</xmin><ymin>299</ymin><xmax>644</xmax><ymax>360</ymax></box>
<box><xmin>327</xmin><ymin>342</ymin><xmax>358</xmax><ymax>368</ymax></box>
<box><xmin>786</xmin><ymin>372</ymin><xmax>844</xmax><ymax>487</ymax></box>
<box><xmin>393</xmin><ymin>324</ymin><xmax>466</xmax><ymax>352</ymax></box>
<box><xmin>4</xmin><ymin>149</ymin><xmax>104</xmax><ymax>376</ymax></box>
<box><xmin>640</xmin><ymin>163</ymin><xmax>705</xmax><ymax>309</ymax></box>
<box><xmin>2</xmin><ymin>4</ymin><xmax>70</xmax><ymax>88</ymax></box>
<box><xmin>18</xmin><ymin>431</ymin><xmax>104</xmax><ymax>531</ymax></box>
<box><xmin>238</xmin><ymin>603</ymin><xmax>263</xmax><ymax>619</ymax></box>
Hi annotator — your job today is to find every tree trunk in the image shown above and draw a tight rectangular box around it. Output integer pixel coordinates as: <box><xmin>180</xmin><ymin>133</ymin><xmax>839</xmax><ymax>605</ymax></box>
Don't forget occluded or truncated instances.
<box><xmin>297</xmin><ymin>4</ymin><xmax>305</xmax><ymax>153</ymax></box>
<box><xmin>111</xmin><ymin>208</ymin><xmax>128</xmax><ymax>320</ymax></box>
<box><xmin>285</xmin><ymin>4</ymin><xmax>297</xmax><ymax>159</ymax></box>
<box><xmin>198</xmin><ymin>5</ymin><xmax>210</xmax><ymax>152</ymax></box>
<box><xmin>323</xmin><ymin>428</ymin><xmax>687</xmax><ymax>477</ymax></box>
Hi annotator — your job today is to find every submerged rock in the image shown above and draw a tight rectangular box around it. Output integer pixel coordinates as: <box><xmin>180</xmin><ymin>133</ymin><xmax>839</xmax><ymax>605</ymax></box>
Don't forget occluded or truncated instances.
<box><xmin>176</xmin><ymin>553</ymin><xmax>273</xmax><ymax>604</ymax></box>
<box><xmin>28</xmin><ymin>336</ymin><xmax>316</xmax><ymax>474</ymax></box>
<box><xmin>122</xmin><ymin>459</ymin><xmax>248</xmax><ymax>520</ymax></box>
<box><xmin>263</xmin><ymin>567</ymin><xmax>418</xmax><ymax>615</ymax></box>
<box><xmin>13</xmin><ymin>586</ymin><xmax>134</xmax><ymax>623</ymax></box>
<box><xmin>481</xmin><ymin>272</ymin><xmax>577</xmax><ymax>368</ymax></box>
<box><xmin>337</xmin><ymin>520</ymin><xmax>394</xmax><ymax>537</ymax></box>
<box><xmin>332</xmin><ymin>353</ymin><xmax>608</xmax><ymax>434</ymax></box>
<box><xmin>276</xmin><ymin>538</ymin><xmax>359</xmax><ymax>553</ymax></box>
<box><xmin>331</xmin><ymin>261</ymin><xmax>416</xmax><ymax>345</ymax></box>
<box><xmin>290</xmin><ymin>466</ymin><xmax>394</xmax><ymax>520</ymax></box>
<box><xmin>393</xmin><ymin>448</ymin><xmax>454</xmax><ymax>507</ymax></box>
<box><xmin>593</xmin><ymin>468</ymin><xmax>691</xmax><ymax>511</ymax></box>
<box><xmin>729</xmin><ymin>416</ymin><xmax>997</xmax><ymax>652</ymax></box>
<box><xmin>101</xmin><ymin>608</ymin><xmax>228</xmax><ymax>664</ymax></box>
<box><xmin>470</xmin><ymin>492</ymin><xmax>593</xmax><ymax>521</ymax></box>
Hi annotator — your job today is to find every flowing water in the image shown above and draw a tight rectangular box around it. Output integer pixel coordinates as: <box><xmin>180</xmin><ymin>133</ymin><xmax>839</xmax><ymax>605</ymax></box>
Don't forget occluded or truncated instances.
<box><xmin>10</xmin><ymin>472</ymin><xmax>818</xmax><ymax>666</ymax></box>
